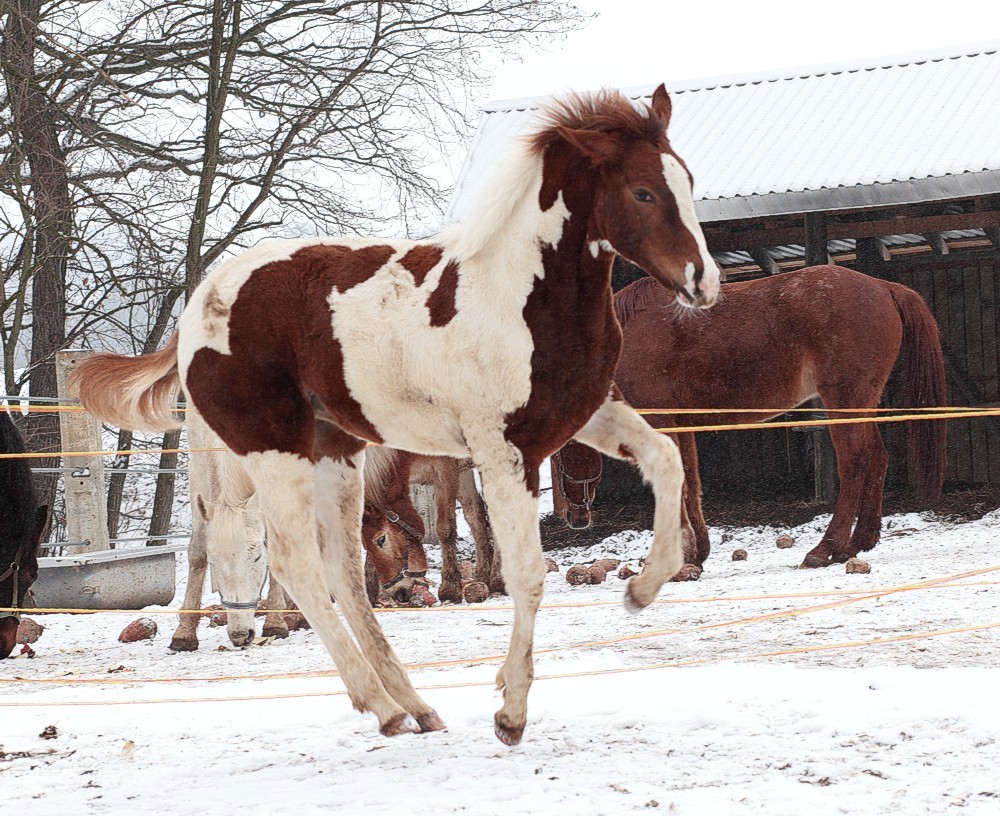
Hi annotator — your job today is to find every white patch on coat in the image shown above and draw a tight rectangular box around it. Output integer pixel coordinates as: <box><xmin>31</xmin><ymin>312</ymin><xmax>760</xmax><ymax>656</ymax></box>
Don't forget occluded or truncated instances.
<box><xmin>661</xmin><ymin>154</ymin><xmax>721</xmax><ymax>302</ymax></box>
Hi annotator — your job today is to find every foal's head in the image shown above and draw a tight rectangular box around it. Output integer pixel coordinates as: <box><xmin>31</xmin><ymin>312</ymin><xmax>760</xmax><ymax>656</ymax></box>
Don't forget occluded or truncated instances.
<box><xmin>535</xmin><ymin>84</ymin><xmax>720</xmax><ymax>309</ymax></box>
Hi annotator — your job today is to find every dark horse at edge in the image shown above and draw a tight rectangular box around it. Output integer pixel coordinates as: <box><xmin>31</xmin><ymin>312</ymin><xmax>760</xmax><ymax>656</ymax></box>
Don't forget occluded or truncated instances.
<box><xmin>553</xmin><ymin>264</ymin><xmax>947</xmax><ymax>571</ymax></box>
<box><xmin>1</xmin><ymin>411</ymin><xmax>49</xmax><ymax>658</ymax></box>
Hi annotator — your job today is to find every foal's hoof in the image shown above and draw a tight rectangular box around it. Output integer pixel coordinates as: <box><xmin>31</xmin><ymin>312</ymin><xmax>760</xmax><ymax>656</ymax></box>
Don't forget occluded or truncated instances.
<box><xmin>800</xmin><ymin>553</ymin><xmax>831</xmax><ymax>569</ymax></box>
<box><xmin>494</xmin><ymin>712</ymin><xmax>524</xmax><ymax>746</ymax></box>
<box><xmin>670</xmin><ymin>564</ymin><xmax>702</xmax><ymax>582</ymax></box>
<box><xmin>168</xmin><ymin>636</ymin><xmax>199</xmax><ymax>652</ymax></box>
<box><xmin>380</xmin><ymin>713</ymin><xmax>420</xmax><ymax>737</ymax></box>
<box><xmin>417</xmin><ymin>711</ymin><xmax>447</xmax><ymax>732</ymax></box>
<box><xmin>261</xmin><ymin>624</ymin><xmax>289</xmax><ymax>639</ymax></box>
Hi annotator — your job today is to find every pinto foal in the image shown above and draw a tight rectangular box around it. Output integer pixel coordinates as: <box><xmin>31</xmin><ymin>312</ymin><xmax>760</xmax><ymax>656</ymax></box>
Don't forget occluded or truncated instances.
<box><xmin>72</xmin><ymin>86</ymin><xmax>720</xmax><ymax>744</ymax></box>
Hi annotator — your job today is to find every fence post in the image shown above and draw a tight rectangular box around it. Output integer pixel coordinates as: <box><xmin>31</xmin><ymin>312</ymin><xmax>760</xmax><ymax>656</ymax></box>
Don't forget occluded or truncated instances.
<box><xmin>56</xmin><ymin>349</ymin><xmax>110</xmax><ymax>554</ymax></box>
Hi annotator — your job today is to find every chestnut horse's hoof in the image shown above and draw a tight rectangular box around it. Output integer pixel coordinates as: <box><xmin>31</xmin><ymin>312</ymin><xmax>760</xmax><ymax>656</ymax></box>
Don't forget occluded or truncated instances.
<box><xmin>670</xmin><ymin>564</ymin><xmax>702</xmax><ymax>582</ymax></box>
<box><xmin>261</xmin><ymin>624</ymin><xmax>289</xmax><ymax>639</ymax></box>
<box><xmin>494</xmin><ymin>712</ymin><xmax>524</xmax><ymax>746</ymax></box>
<box><xmin>380</xmin><ymin>713</ymin><xmax>420</xmax><ymax>737</ymax></box>
<box><xmin>800</xmin><ymin>553</ymin><xmax>832</xmax><ymax>569</ymax></box>
<box><xmin>488</xmin><ymin>577</ymin><xmax>506</xmax><ymax>596</ymax></box>
<box><xmin>438</xmin><ymin>580</ymin><xmax>463</xmax><ymax>604</ymax></box>
<box><xmin>168</xmin><ymin>636</ymin><xmax>199</xmax><ymax>652</ymax></box>
<box><xmin>417</xmin><ymin>711</ymin><xmax>447</xmax><ymax>732</ymax></box>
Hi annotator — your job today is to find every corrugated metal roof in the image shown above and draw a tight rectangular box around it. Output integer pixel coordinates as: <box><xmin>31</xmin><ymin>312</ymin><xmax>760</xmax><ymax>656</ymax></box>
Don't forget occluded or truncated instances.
<box><xmin>447</xmin><ymin>41</ymin><xmax>1000</xmax><ymax>224</ymax></box>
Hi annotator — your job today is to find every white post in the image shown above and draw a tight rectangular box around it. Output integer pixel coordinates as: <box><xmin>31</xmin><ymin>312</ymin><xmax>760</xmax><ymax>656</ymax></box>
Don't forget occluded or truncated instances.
<box><xmin>56</xmin><ymin>350</ymin><xmax>110</xmax><ymax>554</ymax></box>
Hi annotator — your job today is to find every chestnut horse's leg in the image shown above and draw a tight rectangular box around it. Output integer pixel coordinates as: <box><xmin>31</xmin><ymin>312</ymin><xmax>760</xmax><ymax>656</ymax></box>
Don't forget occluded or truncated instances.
<box><xmin>801</xmin><ymin>419</ymin><xmax>884</xmax><ymax>567</ymax></box>
<box><xmin>848</xmin><ymin>425</ymin><xmax>889</xmax><ymax>555</ymax></box>
<box><xmin>463</xmin><ymin>424</ymin><xmax>547</xmax><ymax>746</ymax></box>
<box><xmin>573</xmin><ymin>395</ymin><xmax>684</xmax><ymax>610</ymax></box>
<box><xmin>675</xmin><ymin>431</ymin><xmax>710</xmax><ymax>567</ymax></box>
<box><xmin>261</xmin><ymin>580</ymin><xmax>292</xmax><ymax>639</ymax></box>
<box><xmin>434</xmin><ymin>462</ymin><xmax>464</xmax><ymax>604</ymax></box>
<box><xmin>458</xmin><ymin>465</ymin><xmax>496</xmax><ymax>588</ymax></box>
<box><xmin>312</xmin><ymin>447</ymin><xmax>445</xmax><ymax>732</ymax></box>
<box><xmin>241</xmin><ymin>450</ymin><xmax>420</xmax><ymax>736</ymax></box>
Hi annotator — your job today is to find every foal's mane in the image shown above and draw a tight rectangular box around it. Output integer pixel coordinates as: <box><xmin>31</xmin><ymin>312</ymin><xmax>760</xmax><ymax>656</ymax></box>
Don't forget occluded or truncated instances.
<box><xmin>614</xmin><ymin>275</ymin><xmax>664</xmax><ymax>327</ymax></box>
<box><xmin>527</xmin><ymin>89</ymin><xmax>667</xmax><ymax>155</ymax></box>
<box><xmin>441</xmin><ymin>90</ymin><xmax>666</xmax><ymax>264</ymax></box>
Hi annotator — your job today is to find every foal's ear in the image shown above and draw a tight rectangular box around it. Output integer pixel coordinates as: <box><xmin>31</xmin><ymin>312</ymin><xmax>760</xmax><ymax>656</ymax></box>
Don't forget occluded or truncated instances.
<box><xmin>650</xmin><ymin>83</ymin><xmax>672</xmax><ymax>129</ymax></box>
<box><xmin>556</xmin><ymin>126</ymin><xmax>623</xmax><ymax>166</ymax></box>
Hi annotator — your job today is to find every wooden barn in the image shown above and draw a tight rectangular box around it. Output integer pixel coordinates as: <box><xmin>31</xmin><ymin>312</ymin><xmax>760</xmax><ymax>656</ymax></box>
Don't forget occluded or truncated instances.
<box><xmin>448</xmin><ymin>42</ymin><xmax>1000</xmax><ymax>502</ymax></box>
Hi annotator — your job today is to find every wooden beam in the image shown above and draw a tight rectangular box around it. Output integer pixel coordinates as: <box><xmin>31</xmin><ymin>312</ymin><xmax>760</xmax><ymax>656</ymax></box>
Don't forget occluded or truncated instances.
<box><xmin>855</xmin><ymin>237</ymin><xmax>891</xmax><ymax>279</ymax></box>
<box><xmin>749</xmin><ymin>248</ymin><xmax>780</xmax><ymax>275</ymax></box>
<box><xmin>804</xmin><ymin>212</ymin><xmax>829</xmax><ymax>266</ymax></box>
<box><xmin>923</xmin><ymin>232</ymin><xmax>950</xmax><ymax>255</ymax></box>
<box><xmin>704</xmin><ymin>209</ymin><xmax>1000</xmax><ymax>253</ymax></box>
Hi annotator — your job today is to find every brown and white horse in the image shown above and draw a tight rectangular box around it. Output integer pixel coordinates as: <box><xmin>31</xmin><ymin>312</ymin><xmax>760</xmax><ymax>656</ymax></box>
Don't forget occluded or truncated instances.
<box><xmin>553</xmin><ymin>265</ymin><xmax>947</xmax><ymax>571</ymax></box>
<box><xmin>71</xmin><ymin>86</ymin><xmax>720</xmax><ymax>744</ymax></box>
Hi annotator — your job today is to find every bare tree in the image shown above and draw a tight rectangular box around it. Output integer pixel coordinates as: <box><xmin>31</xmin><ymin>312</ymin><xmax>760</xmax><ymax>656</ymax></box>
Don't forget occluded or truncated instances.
<box><xmin>1</xmin><ymin>0</ymin><xmax>584</xmax><ymax>541</ymax></box>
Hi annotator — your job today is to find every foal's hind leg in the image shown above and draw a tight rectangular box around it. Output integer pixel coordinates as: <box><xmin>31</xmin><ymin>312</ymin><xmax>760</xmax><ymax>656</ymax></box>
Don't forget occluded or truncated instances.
<box><xmin>574</xmin><ymin>394</ymin><xmax>685</xmax><ymax>609</ymax></box>
<box><xmin>313</xmin><ymin>447</ymin><xmax>444</xmax><ymax>732</ymax></box>
<box><xmin>434</xmin><ymin>465</ymin><xmax>464</xmax><ymax>604</ymax></box>
<box><xmin>242</xmin><ymin>451</ymin><xmax>419</xmax><ymax>736</ymax></box>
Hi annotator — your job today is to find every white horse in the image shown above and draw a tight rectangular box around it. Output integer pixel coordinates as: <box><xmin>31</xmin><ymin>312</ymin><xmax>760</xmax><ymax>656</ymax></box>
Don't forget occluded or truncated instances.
<box><xmin>72</xmin><ymin>86</ymin><xmax>720</xmax><ymax>744</ymax></box>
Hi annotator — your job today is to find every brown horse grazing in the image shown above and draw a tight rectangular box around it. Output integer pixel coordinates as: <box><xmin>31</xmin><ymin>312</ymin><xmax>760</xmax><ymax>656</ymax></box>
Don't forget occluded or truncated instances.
<box><xmin>70</xmin><ymin>85</ymin><xmax>720</xmax><ymax>744</ymax></box>
<box><xmin>407</xmin><ymin>455</ymin><xmax>501</xmax><ymax>602</ymax></box>
<box><xmin>553</xmin><ymin>264</ymin><xmax>947</xmax><ymax>572</ymax></box>
<box><xmin>0</xmin><ymin>412</ymin><xmax>49</xmax><ymax>658</ymax></box>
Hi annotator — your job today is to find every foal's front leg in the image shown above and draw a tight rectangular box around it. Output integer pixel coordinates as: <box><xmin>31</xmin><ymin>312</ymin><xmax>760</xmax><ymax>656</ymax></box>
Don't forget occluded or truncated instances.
<box><xmin>574</xmin><ymin>392</ymin><xmax>685</xmax><ymax>609</ymax></box>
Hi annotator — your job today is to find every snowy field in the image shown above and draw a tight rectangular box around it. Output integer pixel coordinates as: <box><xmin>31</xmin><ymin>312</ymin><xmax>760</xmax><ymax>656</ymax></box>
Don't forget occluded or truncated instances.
<box><xmin>4</xmin><ymin>499</ymin><xmax>1000</xmax><ymax>815</ymax></box>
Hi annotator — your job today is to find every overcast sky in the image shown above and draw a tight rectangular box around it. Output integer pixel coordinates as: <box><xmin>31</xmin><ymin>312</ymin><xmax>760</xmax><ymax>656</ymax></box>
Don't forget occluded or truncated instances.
<box><xmin>486</xmin><ymin>0</ymin><xmax>1000</xmax><ymax>101</ymax></box>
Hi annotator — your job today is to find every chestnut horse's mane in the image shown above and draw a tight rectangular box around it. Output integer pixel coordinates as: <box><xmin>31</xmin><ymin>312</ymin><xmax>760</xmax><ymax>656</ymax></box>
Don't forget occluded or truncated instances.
<box><xmin>527</xmin><ymin>89</ymin><xmax>667</xmax><ymax>155</ymax></box>
<box><xmin>613</xmin><ymin>275</ymin><xmax>662</xmax><ymax>327</ymax></box>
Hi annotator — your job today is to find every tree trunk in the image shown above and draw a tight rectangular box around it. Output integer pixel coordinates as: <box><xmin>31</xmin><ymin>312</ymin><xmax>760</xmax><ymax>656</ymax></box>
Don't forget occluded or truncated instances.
<box><xmin>2</xmin><ymin>0</ymin><xmax>71</xmax><ymax>534</ymax></box>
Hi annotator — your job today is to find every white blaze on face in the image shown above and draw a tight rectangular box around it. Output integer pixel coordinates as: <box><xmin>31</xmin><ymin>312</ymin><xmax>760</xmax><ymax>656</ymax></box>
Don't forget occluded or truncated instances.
<box><xmin>661</xmin><ymin>154</ymin><xmax>721</xmax><ymax>304</ymax></box>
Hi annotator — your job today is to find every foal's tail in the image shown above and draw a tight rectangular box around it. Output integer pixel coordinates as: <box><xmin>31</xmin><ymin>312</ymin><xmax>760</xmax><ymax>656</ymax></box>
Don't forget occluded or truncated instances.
<box><xmin>69</xmin><ymin>333</ymin><xmax>183</xmax><ymax>432</ymax></box>
<box><xmin>889</xmin><ymin>284</ymin><xmax>948</xmax><ymax>506</ymax></box>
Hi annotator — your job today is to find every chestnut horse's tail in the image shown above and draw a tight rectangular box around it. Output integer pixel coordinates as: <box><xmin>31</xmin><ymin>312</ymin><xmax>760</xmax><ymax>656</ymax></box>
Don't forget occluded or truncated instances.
<box><xmin>70</xmin><ymin>333</ymin><xmax>183</xmax><ymax>432</ymax></box>
<box><xmin>888</xmin><ymin>283</ymin><xmax>948</xmax><ymax>506</ymax></box>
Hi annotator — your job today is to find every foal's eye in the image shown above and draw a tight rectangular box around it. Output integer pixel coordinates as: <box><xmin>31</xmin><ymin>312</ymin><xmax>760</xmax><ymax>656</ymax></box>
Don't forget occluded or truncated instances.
<box><xmin>633</xmin><ymin>189</ymin><xmax>655</xmax><ymax>204</ymax></box>
<box><xmin>375</xmin><ymin>534</ymin><xmax>387</xmax><ymax>548</ymax></box>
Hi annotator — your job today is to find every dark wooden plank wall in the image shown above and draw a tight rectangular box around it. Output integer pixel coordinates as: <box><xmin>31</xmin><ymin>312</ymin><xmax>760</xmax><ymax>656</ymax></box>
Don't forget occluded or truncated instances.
<box><xmin>892</xmin><ymin>257</ymin><xmax>1000</xmax><ymax>486</ymax></box>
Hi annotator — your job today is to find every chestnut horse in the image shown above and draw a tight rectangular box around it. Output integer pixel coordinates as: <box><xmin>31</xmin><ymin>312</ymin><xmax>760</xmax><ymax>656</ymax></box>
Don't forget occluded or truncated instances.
<box><xmin>554</xmin><ymin>265</ymin><xmax>947</xmax><ymax>570</ymax></box>
<box><xmin>70</xmin><ymin>86</ymin><xmax>720</xmax><ymax>744</ymax></box>
<box><xmin>0</xmin><ymin>411</ymin><xmax>49</xmax><ymax>658</ymax></box>
<box><xmin>170</xmin><ymin>410</ymin><xmax>420</xmax><ymax>650</ymax></box>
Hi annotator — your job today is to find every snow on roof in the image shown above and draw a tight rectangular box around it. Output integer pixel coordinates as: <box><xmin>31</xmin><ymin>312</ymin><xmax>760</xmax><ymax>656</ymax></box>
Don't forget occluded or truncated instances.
<box><xmin>447</xmin><ymin>41</ymin><xmax>1000</xmax><ymax>224</ymax></box>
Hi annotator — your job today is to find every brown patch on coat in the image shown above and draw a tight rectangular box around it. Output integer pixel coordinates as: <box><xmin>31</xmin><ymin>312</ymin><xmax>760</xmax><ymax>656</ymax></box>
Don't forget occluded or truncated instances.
<box><xmin>426</xmin><ymin>261</ymin><xmax>460</xmax><ymax>327</ymax></box>
<box><xmin>186</xmin><ymin>243</ymin><xmax>395</xmax><ymax>460</ymax></box>
<box><xmin>503</xmin><ymin>142</ymin><xmax>623</xmax><ymax>496</ymax></box>
<box><xmin>400</xmin><ymin>245</ymin><xmax>443</xmax><ymax>287</ymax></box>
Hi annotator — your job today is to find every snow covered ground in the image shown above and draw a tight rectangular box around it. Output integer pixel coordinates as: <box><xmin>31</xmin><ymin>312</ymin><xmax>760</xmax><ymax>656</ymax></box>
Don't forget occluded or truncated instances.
<box><xmin>4</xmin><ymin>501</ymin><xmax>1000</xmax><ymax>815</ymax></box>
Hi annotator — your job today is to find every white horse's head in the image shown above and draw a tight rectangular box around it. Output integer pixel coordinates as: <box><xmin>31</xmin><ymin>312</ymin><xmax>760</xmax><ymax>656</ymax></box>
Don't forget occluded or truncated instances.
<box><xmin>199</xmin><ymin>493</ymin><xmax>266</xmax><ymax>647</ymax></box>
